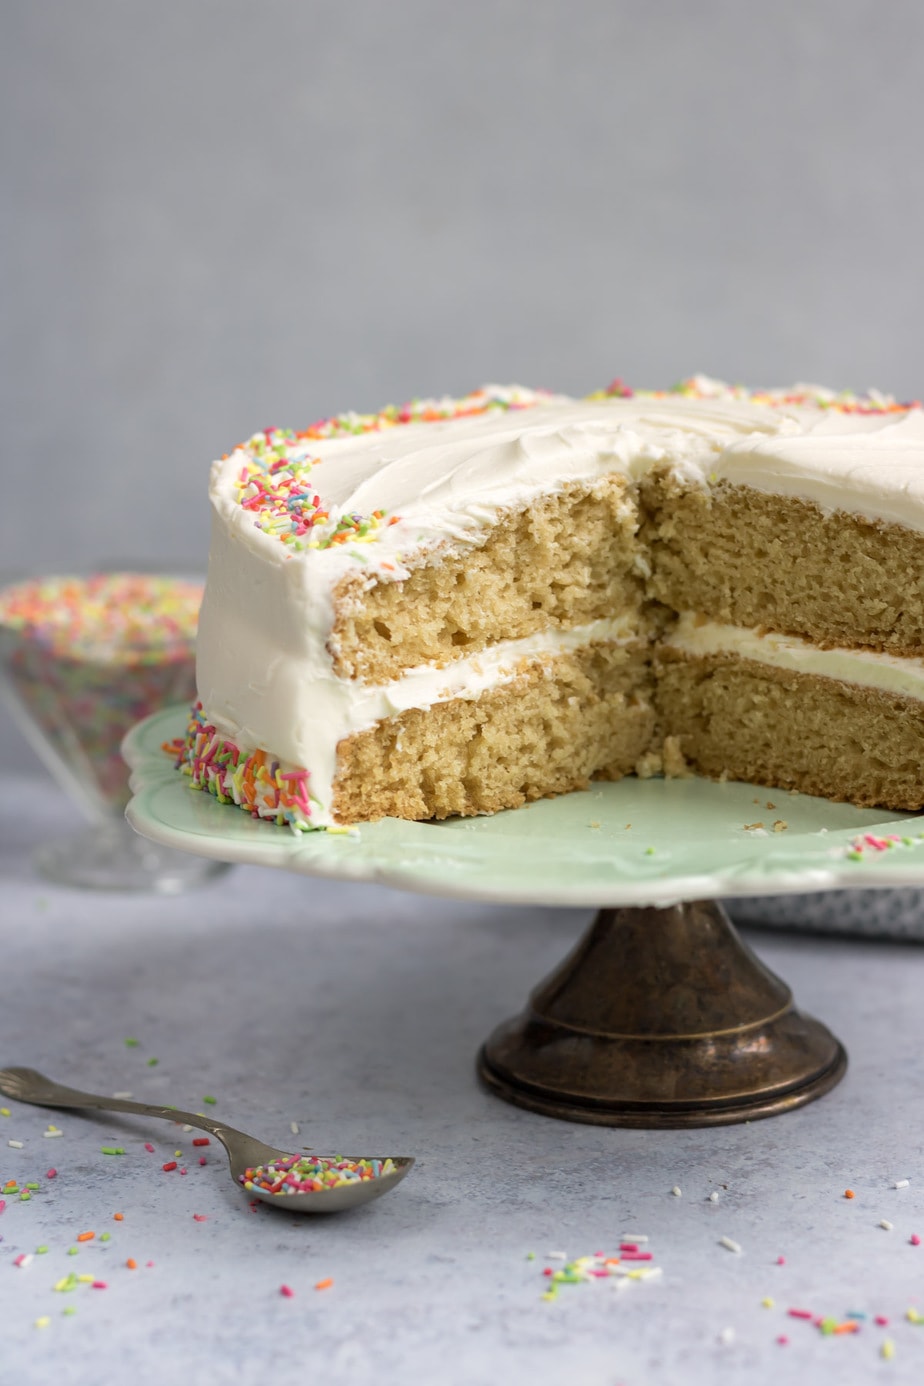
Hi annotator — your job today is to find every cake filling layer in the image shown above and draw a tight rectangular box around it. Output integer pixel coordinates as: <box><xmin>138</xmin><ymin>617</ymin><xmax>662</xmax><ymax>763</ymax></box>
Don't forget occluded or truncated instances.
<box><xmin>665</xmin><ymin>614</ymin><xmax>924</xmax><ymax>701</ymax></box>
<box><xmin>200</xmin><ymin>614</ymin><xmax>645</xmax><ymax>826</ymax></box>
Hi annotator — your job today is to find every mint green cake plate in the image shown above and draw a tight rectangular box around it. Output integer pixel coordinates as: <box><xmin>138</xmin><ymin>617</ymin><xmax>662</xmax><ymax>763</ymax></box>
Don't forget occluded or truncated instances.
<box><xmin>124</xmin><ymin>706</ymin><xmax>924</xmax><ymax>909</ymax></box>
<box><xmin>123</xmin><ymin>706</ymin><xmax>923</xmax><ymax>1128</ymax></box>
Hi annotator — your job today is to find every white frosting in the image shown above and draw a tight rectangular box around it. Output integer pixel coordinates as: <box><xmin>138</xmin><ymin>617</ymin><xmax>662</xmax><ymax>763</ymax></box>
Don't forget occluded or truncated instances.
<box><xmin>666</xmin><ymin>613</ymin><xmax>924</xmax><ymax>702</ymax></box>
<box><xmin>198</xmin><ymin>614</ymin><xmax>643</xmax><ymax>826</ymax></box>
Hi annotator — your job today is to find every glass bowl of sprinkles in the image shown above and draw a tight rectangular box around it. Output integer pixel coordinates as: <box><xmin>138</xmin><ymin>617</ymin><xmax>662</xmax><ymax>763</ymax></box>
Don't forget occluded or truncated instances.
<box><xmin>0</xmin><ymin>572</ymin><xmax>228</xmax><ymax>892</ymax></box>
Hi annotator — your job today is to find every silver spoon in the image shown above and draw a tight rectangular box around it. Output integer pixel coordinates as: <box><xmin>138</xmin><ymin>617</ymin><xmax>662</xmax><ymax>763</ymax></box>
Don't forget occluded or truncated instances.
<box><xmin>0</xmin><ymin>1067</ymin><xmax>413</xmax><ymax>1214</ymax></box>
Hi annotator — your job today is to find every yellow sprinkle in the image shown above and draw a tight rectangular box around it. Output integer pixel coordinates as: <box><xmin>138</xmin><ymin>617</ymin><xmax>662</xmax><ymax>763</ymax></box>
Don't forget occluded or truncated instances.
<box><xmin>77</xmin><ymin>1274</ymin><xmax>94</xmax><ymax>1284</ymax></box>
<box><xmin>762</xmin><ymin>1297</ymin><xmax>775</xmax><ymax>1308</ymax></box>
<box><xmin>0</xmin><ymin>1108</ymin><xmax>10</xmax><ymax>1117</ymax></box>
<box><xmin>34</xmin><ymin>1317</ymin><xmax>51</xmax><ymax>1329</ymax></box>
<box><xmin>882</xmin><ymin>1339</ymin><xmax>895</xmax><ymax>1359</ymax></box>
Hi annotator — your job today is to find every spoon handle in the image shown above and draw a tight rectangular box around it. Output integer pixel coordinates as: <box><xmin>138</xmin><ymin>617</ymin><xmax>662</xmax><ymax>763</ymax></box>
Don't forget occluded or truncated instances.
<box><xmin>0</xmin><ymin>1067</ymin><xmax>281</xmax><ymax>1166</ymax></box>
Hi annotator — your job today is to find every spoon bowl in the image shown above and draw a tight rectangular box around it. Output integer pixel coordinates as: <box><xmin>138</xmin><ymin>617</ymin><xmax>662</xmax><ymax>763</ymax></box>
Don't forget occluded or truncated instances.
<box><xmin>0</xmin><ymin>1067</ymin><xmax>413</xmax><ymax>1214</ymax></box>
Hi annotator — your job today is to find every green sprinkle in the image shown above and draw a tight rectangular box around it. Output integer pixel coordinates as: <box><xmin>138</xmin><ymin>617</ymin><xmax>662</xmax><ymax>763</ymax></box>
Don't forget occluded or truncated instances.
<box><xmin>100</xmin><ymin>1233</ymin><xmax>110</xmax><ymax>1242</ymax></box>
<box><xmin>124</xmin><ymin>1038</ymin><xmax>140</xmax><ymax>1048</ymax></box>
<box><xmin>62</xmin><ymin>1306</ymin><xmax>77</xmax><ymax>1317</ymax></box>
<box><xmin>645</xmin><ymin>846</ymin><xmax>655</xmax><ymax>856</ymax></box>
<box><xmin>147</xmin><ymin>1058</ymin><xmax>159</xmax><ymax>1067</ymax></box>
<box><xmin>847</xmin><ymin>850</ymin><xmax>864</xmax><ymax>861</ymax></box>
<box><xmin>36</xmin><ymin>1245</ymin><xmax>48</xmax><ymax>1255</ymax></box>
<box><xmin>26</xmin><ymin>1181</ymin><xmax>40</xmax><ymax>1189</ymax></box>
<box><xmin>203</xmin><ymin>1096</ymin><xmax>217</xmax><ymax>1106</ymax></box>
<box><xmin>526</xmin><ymin>1252</ymin><xmax>535</xmax><ymax>1261</ymax></box>
<box><xmin>67</xmin><ymin>1247</ymin><xmax>78</xmax><ymax>1256</ymax></box>
<box><xmin>20</xmin><ymin>1191</ymin><xmax>31</xmax><ymax>1201</ymax></box>
<box><xmin>100</xmin><ymin>1146</ymin><xmax>125</xmax><ymax>1156</ymax></box>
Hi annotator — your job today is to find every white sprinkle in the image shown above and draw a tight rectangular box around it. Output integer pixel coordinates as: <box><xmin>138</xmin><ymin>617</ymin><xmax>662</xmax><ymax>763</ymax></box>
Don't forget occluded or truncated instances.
<box><xmin>43</xmin><ymin>1130</ymin><xmax>63</xmax><ymax>1138</ymax></box>
<box><xmin>8</xmin><ymin>1139</ymin><xmax>23</xmax><ymax>1149</ymax></box>
<box><xmin>894</xmin><ymin>1179</ymin><xmax>910</xmax><ymax>1189</ymax></box>
<box><xmin>671</xmin><ymin>1186</ymin><xmax>682</xmax><ymax>1197</ymax></box>
<box><xmin>182</xmin><ymin>1125</ymin><xmax>193</xmax><ymax>1133</ymax></box>
<box><xmin>546</xmin><ymin>1251</ymin><xmax>567</xmax><ymax>1260</ymax></box>
<box><xmin>720</xmin><ymin>1236</ymin><xmax>742</xmax><ymax>1253</ymax></box>
<box><xmin>290</xmin><ymin>1122</ymin><xmax>300</xmax><ymax>1136</ymax></box>
<box><xmin>634</xmin><ymin>1266</ymin><xmax>662</xmax><ymax>1280</ymax></box>
<box><xmin>881</xmin><ymin>1219</ymin><xmax>894</xmax><ymax>1230</ymax></box>
<box><xmin>621</xmin><ymin>1232</ymin><xmax>649</xmax><ymax>1242</ymax></box>
<box><xmin>112</xmin><ymin>1093</ymin><xmax>133</xmax><ymax>1100</ymax></box>
<box><xmin>709</xmin><ymin>1191</ymin><xmax>720</xmax><ymax>1203</ymax></box>
<box><xmin>718</xmin><ymin>1327</ymin><xmax>735</xmax><ymax>1345</ymax></box>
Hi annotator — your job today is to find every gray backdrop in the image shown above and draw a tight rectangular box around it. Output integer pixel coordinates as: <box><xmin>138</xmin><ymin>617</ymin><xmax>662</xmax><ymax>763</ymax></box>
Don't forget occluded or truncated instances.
<box><xmin>3</xmin><ymin>0</ymin><xmax>923</xmax><ymax>772</ymax></box>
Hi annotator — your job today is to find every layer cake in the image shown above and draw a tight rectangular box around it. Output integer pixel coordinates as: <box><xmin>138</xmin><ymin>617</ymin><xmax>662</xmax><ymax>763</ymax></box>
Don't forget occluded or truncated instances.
<box><xmin>182</xmin><ymin>378</ymin><xmax>924</xmax><ymax>828</ymax></box>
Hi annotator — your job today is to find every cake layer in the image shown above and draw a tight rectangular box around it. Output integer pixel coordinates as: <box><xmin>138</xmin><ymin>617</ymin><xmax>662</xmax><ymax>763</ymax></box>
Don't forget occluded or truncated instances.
<box><xmin>331</xmin><ymin>641</ymin><xmax>655</xmax><ymax>823</ymax></box>
<box><xmin>645</xmin><ymin>478</ymin><xmax>924</xmax><ymax>656</ymax></box>
<box><xmin>332</xmin><ymin>476</ymin><xmax>648</xmax><ymax>682</ymax></box>
<box><xmin>656</xmin><ymin>648</ymin><xmax>924</xmax><ymax>810</ymax></box>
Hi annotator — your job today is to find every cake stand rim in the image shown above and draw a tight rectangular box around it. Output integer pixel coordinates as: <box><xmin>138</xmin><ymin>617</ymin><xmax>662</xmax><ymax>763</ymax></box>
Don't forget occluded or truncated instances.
<box><xmin>123</xmin><ymin>707</ymin><xmax>924</xmax><ymax>910</ymax></box>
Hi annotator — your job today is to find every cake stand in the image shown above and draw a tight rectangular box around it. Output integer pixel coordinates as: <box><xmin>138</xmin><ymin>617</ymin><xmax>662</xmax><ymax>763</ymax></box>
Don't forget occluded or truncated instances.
<box><xmin>125</xmin><ymin>707</ymin><xmax>924</xmax><ymax>1129</ymax></box>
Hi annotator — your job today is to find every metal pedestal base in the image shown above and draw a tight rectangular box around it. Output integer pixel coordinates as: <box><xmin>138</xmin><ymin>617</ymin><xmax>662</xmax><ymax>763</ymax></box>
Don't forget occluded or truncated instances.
<box><xmin>478</xmin><ymin>899</ymin><xmax>847</xmax><ymax>1128</ymax></box>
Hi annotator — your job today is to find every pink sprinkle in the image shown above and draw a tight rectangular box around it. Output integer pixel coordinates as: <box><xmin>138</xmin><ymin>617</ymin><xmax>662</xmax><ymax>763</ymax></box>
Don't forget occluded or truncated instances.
<box><xmin>199</xmin><ymin>1156</ymin><xmax>207</xmax><ymax>1166</ymax></box>
<box><xmin>13</xmin><ymin>1254</ymin><xmax>28</xmax><ymax>1267</ymax></box>
<box><xmin>193</xmin><ymin>1214</ymin><xmax>208</xmax><ymax>1222</ymax></box>
<box><xmin>280</xmin><ymin>1285</ymin><xmax>295</xmax><ymax>1298</ymax></box>
<box><xmin>45</xmin><ymin>1169</ymin><xmax>57</xmax><ymax>1179</ymax></box>
<box><xmin>179</xmin><ymin>1168</ymin><xmax>188</xmax><ymax>1176</ymax></box>
<box><xmin>92</xmin><ymin>1281</ymin><xmax>107</xmax><ymax>1290</ymax></box>
<box><xmin>788</xmin><ymin>1309</ymin><xmax>814</xmax><ymax>1320</ymax></box>
<box><xmin>776</xmin><ymin>1256</ymin><xmax>786</xmax><ymax>1265</ymax></box>
<box><xmin>146</xmin><ymin>1261</ymin><xmax>155</xmax><ymax>1268</ymax></box>
<box><xmin>776</xmin><ymin>1336</ymin><xmax>789</xmax><ymax>1346</ymax></box>
<box><xmin>620</xmin><ymin>1251</ymin><xmax>652</xmax><ymax>1261</ymax></box>
<box><xmin>912</xmin><ymin>1235</ymin><xmax>921</xmax><ymax>1246</ymax></box>
<box><xmin>619</xmin><ymin>1243</ymin><xmax>639</xmax><ymax>1252</ymax></box>
<box><xmin>0</xmin><ymin>1200</ymin><xmax>5</xmax><ymax>1213</ymax></box>
<box><xmin>875</xmin><ymin>1315</ymin><xmax>889</xmax><ymax>1326</ymax></box>
<box><xmin>144</xmin><ymin>1143</ymin><xmax>155</xmax><ymax>1153</ymax></box>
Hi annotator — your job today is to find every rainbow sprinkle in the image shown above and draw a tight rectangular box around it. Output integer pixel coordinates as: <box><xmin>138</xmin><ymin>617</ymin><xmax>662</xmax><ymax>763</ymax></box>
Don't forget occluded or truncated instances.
<box><xmin>241</xmin><ymin>1154</ymin><xmax>397</xmax><ymax>1196</ymax></box>
<box><xmin>172</xmin><ymin>702</ymin><xmax>317</xmax><ymax>831</ymax></box>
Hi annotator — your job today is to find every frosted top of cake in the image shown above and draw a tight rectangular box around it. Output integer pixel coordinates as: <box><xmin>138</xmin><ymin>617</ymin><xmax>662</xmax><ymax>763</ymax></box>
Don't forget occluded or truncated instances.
<box><xmin>209</xmin><ymin>379</ymin><xmax>924</xmax><ymax>591</ymax></box>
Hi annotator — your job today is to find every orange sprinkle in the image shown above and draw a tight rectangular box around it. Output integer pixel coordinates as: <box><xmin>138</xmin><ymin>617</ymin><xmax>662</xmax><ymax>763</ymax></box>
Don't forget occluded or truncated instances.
<box><xmin>76</xmin><ymin>1231</ymin><xmax>95</xmax><ymax>1242</ymax></box>
<box><xmin>834</xmin><ymin>1322</ymin><xmax>859</xmax><ymax>1335</ymax></box>
<box><xmin>113</xmin><ymin>1212</ymin><xmax>124</xmax><ymax>1221</ymax></box>
<box><xmin>126</xmin><ymin>1258</ymin><xmax>137</xmax><ymax>1270</ymax></box>
<box><xmin>314</xmin><ymin>1278</ymin><xmax>334</xmax><ymax>1291</ymax></box>
<box><xmin>844</xmin><ymin>1189</ymin><xmax>855</xmax><ymax>1199</ymax></box>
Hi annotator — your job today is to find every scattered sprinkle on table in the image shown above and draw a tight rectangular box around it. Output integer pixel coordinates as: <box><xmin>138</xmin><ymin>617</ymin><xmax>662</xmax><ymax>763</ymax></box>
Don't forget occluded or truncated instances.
<box><xmin>202</xmin><ymin>1096</ymin><xmax>217</xmax><ymax>1106</ymax></box>
<box><xmin>76</xmin><ymin>1231</ymin><xmax>95</xmax><ymax>1243</ymax></box>
<box><xmin>314</xmin><ymin>1278</ymin><xmax>333</xmax><ymax>1291</ymax></box>
<box><xmin>894</xmin><ymin>1179</ymin><xmax>910</xmax><ymax>1189</ymax></box>
<box><xmin>671</xmin><ymin>1186</ymin><xmax>682</xmax><ymax>1197</ymax></box>
<box><xmin>719</xmin><ymin>1237</ymin><xmax>741</xmax><ymax>1253</ymax></box>
<box><xmin>844</xmin><ymin>1188</ymin><xmax>855</xmax><ymax>1199</ymax></box>
<box><xmin>880</xmin><ymin>1219</ymin><xmax>894</xmax><ymax>1231</ymax></box>
<box><xmin>280</xmin><ymin>1284</ymin><xmax>295</xmax><ymax>1298</ymax></box>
